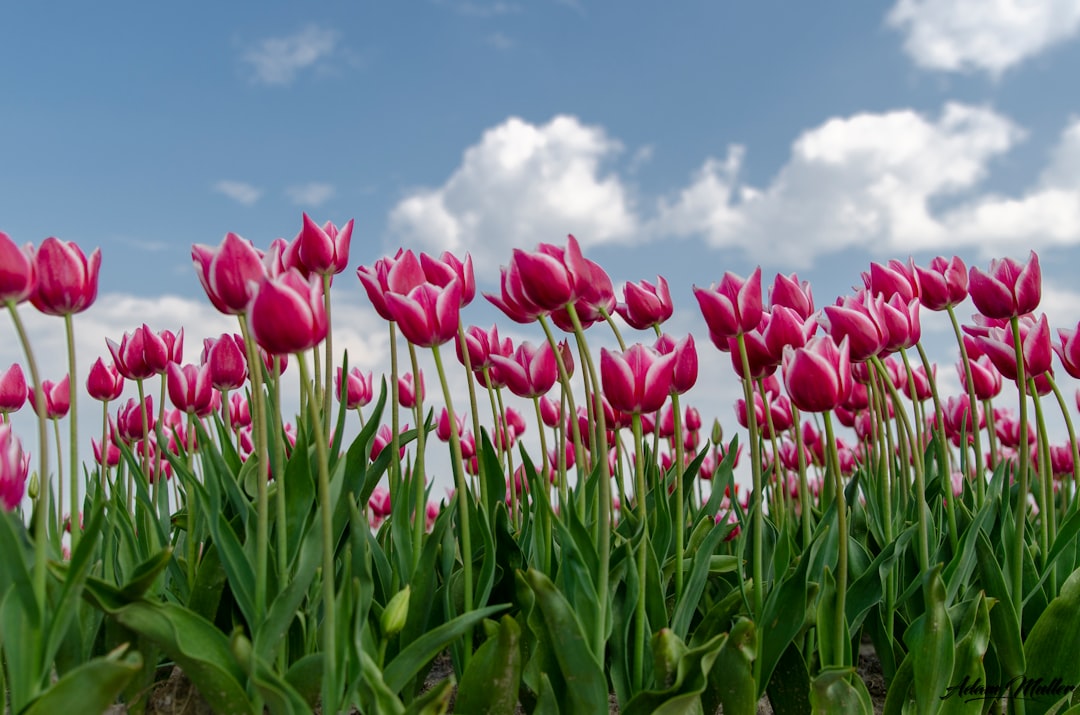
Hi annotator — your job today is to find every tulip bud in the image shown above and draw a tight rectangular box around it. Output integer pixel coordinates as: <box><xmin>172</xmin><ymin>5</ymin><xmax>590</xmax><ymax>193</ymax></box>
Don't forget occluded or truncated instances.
<box><xmin>0</xmin><ymin>364</ymin><xmax>28</xmax><ymax>413</ymax></box>
<box><xmin>711</xmin><ymin>419</ymin><xmax>724</xmax><ymax>447</ymax></box>
<box><xmin>381</xmin><ymin>586</ymin><xmax>411</xmax><ymax>636</ymax></box>
<box><xmin>968</xmin><ymin>251</ymin><xmax>1041</xmax><ymax>320</ymax></box>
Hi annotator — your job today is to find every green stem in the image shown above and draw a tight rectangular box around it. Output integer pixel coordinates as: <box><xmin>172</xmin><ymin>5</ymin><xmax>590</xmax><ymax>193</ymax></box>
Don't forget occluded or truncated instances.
<box><xmin>63</xmin><ymin>314</ymin><xmax>81</xmax><ymax>552</ymax></box>
<box><xmin>322</xmin><ymin>274</ymin><xmax>333</xmax><ymax>435</ymax></box>
<box><xmin>1046</xmin><ymin>375</ymin><xmax>1080</xmax><ymax>518</ymax></box>
<box><xmin>947</xmin><ymin>305</ymin><xmax>986</xmax><ymax>503</ymax></box>
<box><xmin>791</xmin><ymin>408</ymin><xmax>813</xmax><ymax>547</ymax></box>
<box><xmin>1028</xmin><ymin>385</ymin><xmax>1054</xmax><ymax>582</ymax></box>
<box><xmin>538</xmin><ymin>316</ymin><xmax>586</xmax><ymax>502</ymax></box>
<box><xmin>407</xmin><ymin>343</ymin><xmax>427</xmax><ymax>573</ymax></box>
<box><xmin>237</xmin><ymin>318</ymin><xmax>270</xmax><ymax>622</ymax></box>
<box><xmin>1008</xmin><ymin>316</ymin><xmax>1029</xmax><ymax>618</ymax></box>
<box><xmin>910</xmin><ymin>345</ymin><xmax>958</xmax><ymax>552</ymax></box>
<box><xmin>631</xmin><ymin>412</ymin><xmax>649</xmax><ymax>693</ymax></box>
<box><xmin>823</xmin><ymin>412</ymin><xmax>849</xmax><ymax>667</ymax></box>
<box><xmin>457</xmin><ymin>322</ymin><xmax>487</xmax><ymax>506</ymax></box>
<box><xmin>271</xmin><ymin>357</ymin><xmax>289</xmax><ymax>669</ymax></box>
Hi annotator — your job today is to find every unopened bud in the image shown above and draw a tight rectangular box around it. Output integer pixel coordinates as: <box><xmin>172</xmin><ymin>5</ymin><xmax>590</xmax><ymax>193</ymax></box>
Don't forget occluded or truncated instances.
<box><xmin>711</xmin><ymin>419</ymin><xmax>724</xmax><ymax>447</ymax></box>
<box><xmin>27</xmin><ymin>472</ymin><xmax>39</xmax><ymax>499</ymax></box>
<box><xmin>381</xmin><ymin>585</ymin><xmax>411</xmax><ymax>636</ymax></box>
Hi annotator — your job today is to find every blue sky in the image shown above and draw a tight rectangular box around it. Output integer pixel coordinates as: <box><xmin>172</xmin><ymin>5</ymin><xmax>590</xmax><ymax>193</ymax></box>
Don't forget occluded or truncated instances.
<box><xmin>4</xmin><ymin>1</ymin><xmax>1080</xmax><ymax>490</ymax></box>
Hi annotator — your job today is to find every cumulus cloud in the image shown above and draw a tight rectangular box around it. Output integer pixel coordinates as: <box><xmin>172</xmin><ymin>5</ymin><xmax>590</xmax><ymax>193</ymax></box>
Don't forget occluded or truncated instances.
<box><xmin>887</xmin><ymin>0</ymin><xmax>1080</xmax><ymax>76</ymax></box>
<box><xmin>286</xmin><ymin>182</ymin><xmax>337</xmax><ymax>207</ymax></box>
<box><xmin>388</xmin><ymin>115</ymin><xmax>638</xmax><ymax>273</ymax></box>
<box><xmin>241</xmin><ymin>25</ymin><xmax>339</xmax><ymax>86</ymax></box>
<box><xmin>213</xmin><ymin>180</ymin><xmax>262</xmax><ymax>206</ymax></box>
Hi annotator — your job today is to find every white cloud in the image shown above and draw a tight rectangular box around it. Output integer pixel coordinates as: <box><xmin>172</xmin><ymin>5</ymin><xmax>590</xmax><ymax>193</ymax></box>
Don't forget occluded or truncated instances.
<box><xmin>388</xmin><ymin>115</ymin><xmax>638</xmax><ymax>272</ymax></box>
<box><xmin>286</xmin><ymin>182</ymin><xmax>337</xmax><ymax>207</ymax></box>
<box><xmin>241</xmin><ymin>25</ymin><xmax>339</xmax><ymax>86</ymax></box>
<box><xmin>887</xmin><ymin>0</ymin><xmax>1080</xmax><ymax>76</ymax></box>
<box><xmin>213</xmin><ymin>180</ymin><xmax>262</xmax><ymax>206</ymax></box>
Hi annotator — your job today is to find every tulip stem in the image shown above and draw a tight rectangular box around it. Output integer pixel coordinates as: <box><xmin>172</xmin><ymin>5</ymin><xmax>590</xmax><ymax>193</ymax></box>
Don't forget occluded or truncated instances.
<box><xmin>631</xmin><ymin>412</ymin><xmax>648</xmax><ymax>693</ymax></box>
<box><xmin>388</xmin><ymin>322</ymin><xmax>402</xmax><ymax>579</ymax></box>
<box><xmin>322</xmin><ymin>274</ymin><xmax>333</xmax><ymax>436</ymax></box>
<box><xmin>1029</xmin><ymin>386</ymin><xmax>1054</xmax><ymax>579</ymax></box>
<box><xmin>457</xmin><ymin>322</ymin><xmax>488</xmax><ymax>507</ymax></box>
<box><xmin>6</xmin><ymin>301</ymin><xmax>50</xmax><ymax>607</ymax></box>
<box><xmin>910</xmin><ymin>345</ymin><xmax>959</xmax><ymax>553</ymax></box>
<box><xmin>64</xmin><ymin>314</ymin><xmax>81</xmax><ymax>552</ymax></box>
<box><xmin>298</xmin><ymin>354</ymin><xmax>338</xmax><ymax>712</ymax></box>
<box><xmin>237</xmin><ymin>318</ymin><xmax>270</xmax><ymax>628</ymax></box>
<box><xmin>1009</xmin><ymin>316</ymin><xmax>1029</xmax><ymax>620</ymax></box>
<box><xmin>407</xmin><ymin>342</ymin><xmax>427</xmax><ymax>573</ymax></box>
<box><xmin>822</xmin><ymin>412</ymin><xmax>849</xmax><ymax>667</ymax></box>
<box><xmin>532</xmin><ymin>396</ymin><xmax>553</xmax><ymax>574</ymax></box>
<box><xmin>947</xmin><ymin>305</ymin><xmax>987</xmax><ymax>504</ymax></box>
<box><xmin>791</xmin><ymin>407</ymin><xmax>813</xmax><ymax>547</ymax></box>
<box><xmin>538</xmin><ymin>316</ymin><xmax>586</xmax><ymax>506</ymax></box>
<box><xmin>1046</xmin><ymin>376</ymin><xmax>1080</xmax><ymax>518</ymax></box>
<box><xmin>271</xmin><ymin>357</ymin><xmax>289</xmax><ymax>669</ymax></box>
<box><xmin>431</xmin><ymin>343</ymin><xmax>474</xmax><ymax>669</ymax></box>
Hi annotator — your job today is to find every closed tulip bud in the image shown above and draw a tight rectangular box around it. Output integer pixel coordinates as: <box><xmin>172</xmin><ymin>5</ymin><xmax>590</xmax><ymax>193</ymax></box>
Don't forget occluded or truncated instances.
<box><xmin>86</xmin><ymin>358</ymin><xmax>124</xmax><ymax>402</ymax></box>
<box><xmin>0</xmin><ymin>425</ymin><xmax>29</xmax><ymax>511</ymax></box>
<box><xmin>781</xmin><ymin>336</ymin><xmax>853</xmax><ymax>413</ymax></box>
<box><xmin>167</xmin><ymin>363</ymin><xmax>214</xmax><ymax>416</ymax></box>
<box><xmin>539</xmin><ymin>395</ymin><xmax>562</xmax><ymax>428</ymax></box>
<box><xmin>192</xmin><ymin>232</ymin><xmax>267</xmax><ymax>315</ymax></box>
<box><xmin>0</xmin><ymin>231</ymin><xmax>37</xmax><ymax>304</ymax></box>
<box><xmin>421</xmin><ymin>251</ymin><xmax>475</xmax><ymax>307</ymax></box>
<box><xmin>488</xmin><ymin>340</ymin><xmax>558</xmax><ymax>399</ymax></box>
<box><xmin>693</xmin><ymin>267</ymin><xmax>764</xmax><ymax>343</ymax></box>
<box><xmin>204</xmin><ymin>334</ymin><xmax>248</xmax><ymax>391</ymax></box>
<box><xmin>398</xmin><ymin>371</ymin><xmax>423</xmax><ymax>409</ymax></box>
<box><xmin>229</xmin><ymin>392</ymin><xmax>251</xmax><ymax>430</ymax></box>
<box><xmin>0</xmin><ymin>364</ymin><xmax>28</xmax><ymax>413</ymax></box>
<box><xmin>975</xmin><ymin>314</ymin><xmax>1052</xmax><ymax>383</ymax></box>
<box><xmin>296</xmin><ymin>213</ymin><xmax>353</xmax><ymax>276</ymax></box>
<box><xmin>92</xmin><ymin>437</ymin><xmax>121</xmax><ymax>467</ymax></box>
<box><xmin>248</xmin><ymin>269</ymin><xmax>328</xmax><ymax>355</ymax></box>
<box><xmin>381</xmin><ymin>586</ymin><xmax>411</xmax><ymax>636</ymax></box>
<box><xmin>29</xmin><ymin>237</ymin><xmax>102</xmax><ymax>315</ymax></box>
<box><xmin>960</xmin><ymin>355</ymin><xmax>1003</xmax><ymax>401</ymax></box>
<box><xmin>436</xmin><ymin>407</ymin><xmax>465</xmax><ymax>442</ymax></box>
<box><xmin>820</xmin><ymin>292</ymin><xmax>887</xmax><ymax>362</ymax></box>
<box><xmin>600</xmin><ymin>343</ymin><xmax>675</xmax><ymax>415</ymax></box>
<box><xmin>876</xmin><ymin>295</ymin><xmax>921</xmax><ymax>352</ymax></box>
<box><xmin>357</xmin><ymin>250</ymin><xmax>428</xmax><ymax>321</ymax></box>
<box><xmin>107</xmin><ymin>325</ymin><xmax>171</xmax><ymax>380</ymax></box>
<box><xmin>769</xmin><ymin>272</ymin><xmax>814</xmax><ymax>321</ymax></box>
<box><xmin>371</xmin><ymin>423</ymin><xmax>409</xmax><ymax>460</ymax></box>
<box><xmin>384</xmin><ymin>281</ymin><xmax>461</xmax><ymax>348</ymax></box>
<box><xmin>711</xmin><ymin>419</ymin><xmax>724</xmax><ymax>446</ymax></box>
<box><xmin>862</xmin><ymin>260</ymin><xmax>917</xmax><ymax>302</ymax></box>
<box><xmin>913</xmin><ymin>256</ymin><xmax>967</xmax><ymax>311</ymax></box>
<box><xmin>336</xmin><ymin>367</ymin><xmax>373</xmax><ymax>410</ymax></box>
<box><xmin>968</xmin><ymin>251</ymin><xmax>1041</xmax><ymax>319</ymax></box>
<box><xmin>27</xmin><ymin>375</ymin><xmax>70</xmax><ymax>419</ymax></box>
<box><xmin>117</xmin><ymin>396</ymin><xmax>154</xmax><ymax>442</ymax></box>
<box><xmin>655</xmin><ymin>334</ymin><xmax>698</xmax><ymax>395</ymax></box>
<box><xmin>1054</xmin><ymin>326</ymin><xmax>1080</xmax><ymax>379</ymax></box>
<box><xmin>618</xmin><ymin>276</ymin><xmax>674</xmax><ymax>329</ymax></box>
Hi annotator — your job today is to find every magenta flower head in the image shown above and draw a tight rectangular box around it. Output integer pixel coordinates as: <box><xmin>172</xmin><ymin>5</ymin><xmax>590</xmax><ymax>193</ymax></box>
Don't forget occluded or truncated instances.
<box><xmin>167</xmin><ymin>363</ymin><xmax>214</xmax><ymax>416</ymax></box>
<box><xmin>781</xmin><ymin>336</ymin><xmax>853</xmax><ymax>413</ymax></box>
<box><xmin>0</xmin><ymin>231</ymin><xmax>37</xmax><ymax>304</ymax></box>
<box><xmin>488</xmin><ymin>340</ymin><xmax>559</xmax><ymax>399</ymax></box>
<box><xmin>693</xmin><ymin>267</ymin><xmax>764</xmax><ymax>346</ymax></box>
<box><xmin>551</xmin><ymin>255</ymin><xmax>616</xmax><ymax>331</ymax></box>
<box><xmin>357</xmin><ymin>249</ymin><xmax>427</xmax><ymax>321</ymax></box>
<box><xmin>484</xmin><ymin>264</ymin><xmax>547</xmax><ymax>324</ymax></box>
<box><xmin>27</xmin><ymin>375</ymin><xmax>71</xmax><ymax>419</ymax></box>
<box><xmin>820</xmin><ymin>292</ymin><xmax>888</xmax><ymax>362</ymax></box>
<box><xmin>336</xmin><ymin>367</ymin><xmax>373</xmax><ymax>409</ymax></box>
<box><xmin>1054</xmin><ymin>325</ymin><xmax>1080</xmax><ymax>379</ymax></box>
<box><xmin>654</xmin><ymin>333</ymin><xmax>698</xmax><ymax>395</ymax></box>
<box><xmin>399</xmin><ymin>371</ymin><xmax>424</xmax><ymax>409</ymax></box>
<box><xmin>107</xmin><ymin>325</ymin><xmax>171</xmax><ymax>380</ymax></box>
<box><xmin>507</xmin><ymin>237</ymin><xmax>584</xmax><ymax>312</ymax></box>
<box><xmin>436</xmin><ymin>407</ymin><xmax>465</xmax><ymax>442</ymax></box>
<box><xmin>192</xmin><ymin>232</ymin><xmax>267</xmax><ymax>315</ymax></box>
<box><xmin>384</xmin><ymin>280</ymin><xmax>462</xmax><ymax>348</ymax></box>
<box><xmin>0</xmin><ymin>424</ymin><xmax>29</xmax><ymax>511</ymax></box>
<box><xmin>600</xmin><ymin>343</ymin><xmax>675</xmax><ymax>415</ymax></box>
<box><xmin>117</xmin><ymin>395</ymin><xmax>154</xmax><ymax>442</ymax></box>
<box><xmin>86</xmin><ymin>358</ymin><xmax>124</xmax><ymax>402</ymax></box>
<box><xmin>248</xmin><ymin>268</ymin><xmax>328</xmax><ymax>355</ymax></box>
<box><xmin>203</xmin><ymin>334</ymin><xmax>248</xmax><ymax>391</ymax></box>
<box><xmin>913</xmin><ymin>256</ymin><xmax>967</xmax><ymax>311</ymax></box>
<box><xmin>421</xmin><ymin>251</ymin><xmax>476</xmax><ymax>308</ymax></box>
<box><xmin>0</xmin><ymin>364</ymin><xmax>27</xmax><ymax>413</ymax></box>
<box><xmin>29</xmin><ymin>237</ymin><xmax>102</xmax><ymax>315</ymax></box>
<box><xmin>975</xmin><ymin>313</ymin><xmax>1053</xmax><ymax>383</ymax></box>
<box><xmin>968</xmin><ymin>251</ymin><xmax>1041</xmax><ymax>319</ymax></box>
<box><xmin>862</xmin><ymin>260</ymin><xmax>917</xmax><ymax>302</ymax></box>
<box><xmin>769</xmin><ymin>273</ymin><xmax>814</xmax><ymax>321</ymax></box>
<box><xmin>876</xmin><ymin>295</ymin><xmax>922</xmax><ymax>353</ymax></box>
<box><xmin>297</xmin><ymin>213</ymin><xmax>353</xmax><ymax>276</ymax></box>
<box><xmin>960</xmin><ymin>355</ymin><xmax>1003</xmax><ymax>401</ymax></box>
<box><xmin>618</xmin><ymin>276</ymin><xmax>673</xmax><ymax>330</ymax></box>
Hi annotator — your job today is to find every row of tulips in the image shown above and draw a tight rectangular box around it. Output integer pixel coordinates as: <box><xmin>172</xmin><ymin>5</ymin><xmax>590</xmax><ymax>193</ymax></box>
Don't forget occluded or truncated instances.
<box><xmin>2</xmin><ymin>219</ymin><xmax>1080</xmax><ymax>714</ymax></box>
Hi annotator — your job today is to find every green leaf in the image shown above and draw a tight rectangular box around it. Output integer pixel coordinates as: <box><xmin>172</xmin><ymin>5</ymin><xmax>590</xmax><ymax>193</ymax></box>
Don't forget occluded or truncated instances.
<box><xmin>809</xmin><ymin>667</ymin><xmax>873</xmax><ymax>715</ymax></box>
<box><xmin>623</xmin><ymin>630</ymin><xmax>726</xmax><ymax>715</ymax></box>
<box><xmin>704</xmin><ymin>617</ymin><xmax>757</xmax><ymax>715</ymax></box>
<box><xmin>758</xmin><ymin>548</ymin><xmax>811</xmax><ymax>696</ymax></box>
<box><xmin>765</xmin><ymin>642</ymin><xmax>812</xmax><ymax>715</ymax></box>
<box><xmin>975</xmin><ymin>531</ymin><xmax>1025</xmax><ymax>677</ymax></box>
<box><xmin>1022</xmin><ymin>565</ymin><xmax>1080</xmax><ymax>715</ymax></box>
<box><xmin>671</xmin><ymin>514</ymin><xmax>728</xmax><ymax>641</ymax></box>
<box><xmin>904</xmin><ymin>565</ymin><xmax>953</xmax><ymax>715</ymax></box>
<box><xmin>22</xmin><ymin>646</ymin><xmax>142</xmax><ymax>715</ymax></box>
<box><xmin>940</xmin><ymin>593</ymin><xmax>990</xmax><ymax>715</ymax></box>
<box><xmin>455</xmin><ymin>615</ymin><xmax>523</xmax><ymax>714</ymax></box>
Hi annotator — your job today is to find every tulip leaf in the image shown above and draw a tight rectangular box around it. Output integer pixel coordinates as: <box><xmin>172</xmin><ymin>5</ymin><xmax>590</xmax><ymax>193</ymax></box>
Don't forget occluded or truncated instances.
<box><xmin>0</xmin><ymin>509</ymin><xmax>40</xmax><ymax>625</ymax></box>
<box><xmin>1021</xmin><ymin>565</ymin><xmax>1080</xmax><ymax>715</ymax></box>
<box><xmin>939</xmin><ymin>593</ymin><xmax>990</xmax><ymax>715</ymax></box>
<box><xmin>623</xmin><ymin>630</ymin><xmax>726</xmax><ymax>715</ymax></box>
<box><xmin>904</xmin><ymin>564</ymin><xmax>953</xmax><ymax>715</ymax></box>
<box><xmin>672</xmin><ymin>512</ymin><xmax>728</xmax><ymax>641</ymax></box>
<box><xmin>809</xmin><ymin>667</ymin><xmax>873</xmax><ymax>715</ymax></box>
<box><xmin>975</xmin><ymin>531</ymin><xmax>1025</xmax><ymax>677</ymax></box>
<box><xmin>702</xmin><ymin>617</ymin><xmax>757</xmax><ymax>715</ymax></box>
<box><xmin>22</xmin><ymin>646</ymin><xmax>142</xmax><ymax>715</ymax></box>
<box><xmin>757</xmin><ymin>546</ymin><xmax>811</xmax><ymax>695</ymax></box>
<box><xmin>765</xmin><ymin>642</ymin><xmax>813</xmax><ymax>715</ymax></box>
<box><xmin>455</xmin><ymin>615</ymin><xmax>523</xmax><ymax>714</ymax></box>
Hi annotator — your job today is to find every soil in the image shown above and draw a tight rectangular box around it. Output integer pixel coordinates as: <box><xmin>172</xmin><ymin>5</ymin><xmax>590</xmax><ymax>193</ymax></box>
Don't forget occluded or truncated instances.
<box><xmin>102</xmin><ymin>646</ymin><xmax>891</xmax><ymax>714</ymax></box>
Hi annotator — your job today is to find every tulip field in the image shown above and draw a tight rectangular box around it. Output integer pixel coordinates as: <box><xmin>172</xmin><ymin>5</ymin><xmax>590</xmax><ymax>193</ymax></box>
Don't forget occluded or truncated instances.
<box><xmin>3</xmin><ymin>221</ymin><xmax>1080</xmax><ymax>714</ymax></box>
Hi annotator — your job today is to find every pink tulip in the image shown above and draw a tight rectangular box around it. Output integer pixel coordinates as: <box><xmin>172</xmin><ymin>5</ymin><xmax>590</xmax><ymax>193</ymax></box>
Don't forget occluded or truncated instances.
<box><xmin>86</xmin><ymin>358</ymin><xmax>124</xmax><ymax>402</ymax></box>
<box><xmin>781</xmin><ymin>336</ymin><xmax>853</xmax><ymax>413</ymax></box>
<box><xmin>436</xmin><ymin>407</ymin><xmax>465</xmax><ymax>442</ymax></box>
<box><xmin>941</xmin><ymin>396</ymin><xmax>983</xmax><ymax>446</ymax></box>
<box><xmin>107</xmin><ymin>325</ymin><xmax>171</xmax><ymax>380</ymax></box>
<box><xmin>862</xmin><ymin>260</ymin><xmax>917</xmax><ymax>302</ymax></box>
<box><xmin>27</xmin><ymin>375</ymin><xmax>70</xmax><ymax>419</ymax></box>
<box><xmin>384</xmin><ymin>281</ymin><xmax>461</xmax><ymax>348</ymax></box>
<box><xmin>230</xmin><ymin>392</ymin><xmax>252</xmax><ymax>430</ymax></box>
<box><xmin>117</xmin><ymin>395</ymin><xmax>154</xmax><ymax>442</ymax></box>
<box><xmin>876</xmin><ymin>295</ymin><xmax>921</xmax><ymax>353</ymax></box>
<box><xmin>693</xmin><ymin>267</ymin><xmax>764</xmax><ymax>344</ymax></box>
<box><xmin>371</xmin><ymin>423</ymin><xmax>409</xmax><ymax>460</ymax></box>
<box><xmin>399</xmin><ymin>371</ymin><xmax>424</xmax><ymax>409</ymax></box>
<box><xmin>92</xmin><ymin>436</ymin><xmax>120</xmax><ymax>467</ymax></box>
<box><xmin>357</xmin><ymin>250</ymin><xmax>428</xmax><ymax>321</ymax></box>
<box><xmin>505</xmin><ymin>238</ymin><xmax>583</xmax><ymax>312</ymax></box>
<box><xmin>0</xmin><ymin>425</ymin><xmax>29</xmax><ymax>511</ymax></box>
<box><xmin>192</xmin><ymin>232</ymin><xmax>267</xmax><ymax>315</ymax></box>
<box><xmin>600</xmin><ymin>343</ymin><xmax>675</xmax><ymax>415</ymax></box>
<box><xmin>1054</xmin><ymin>325</ymin><xmax>1080</xmax><ymax>379</ymax></box>
<box><xmin>769</xmin><ymin>273</ymin><xmax>814</xmax><ymax>321</ymax></box>
<box><xmin>913</xmin><ymin>256</ymin><xmax>968</xmax><ymax>311</ymax></box>
<box><xmin>0</xmin><ymin>364</ymin><xmax>27</xmax><ymax>413</ymax></box>
<box><xmin>820</xmin><ymin>292</ymin><xmax>887</xmax><ymax>362</ymax></box>
<box><xmin>248</xmin><ymin>269</ymin><xmax>328</xmax><ymax>355</ymax></box>
<box><xmin>488</xmin><ymin>341</ymin><xmax>559</xmax><ymax>399</ymax></box>
<box><xmin>550</xmin><ymin>249</ymin><xmax>615</xmax><ymax>331</ymax></box>
<box><xmin>995</xmin><ymin>409</ymin><xmax>1035</xmax><ymax>448</ymax></box>
<box><xmin>484</xmin><ymin>264</ymin><xmax>547</xmax><ymax>324</ymax></box>
<box><xmin>974</xmin><ymin>314</ymin><xmax>1052</xmax><ymax>383</ymax></box>
<box><xmin>899</xmin><ymin>364</ymin><xmax>935</xmax><ymax>402</ymax></box>
<box><xmin>959</xmin><ymin>355</ymin><xmax>1003</xmax><ymax>401</ymax></box>
<box><xmin>456</xmin><ymin>324</ymin><xmax>512</xmax><ymax>387</ymax></box>
<box><xmin>167</xmin><ymin>363</ymin><xmax>214</xmax><ymax>416</ymax></box>
<box><xmin>369</xmin><ymin>486</ymin><xmax>391</xmax><ymax>518</ymax></box>
<box><xmin>968</xmin><ymin>252</ymin><xmax>1041</xmax><ymax>319</ymax></box>
<box><xmin>0</xmin><ymin>231</ymin><xmax>37</xmax><ymax>304</ymax></box>
<box><xmin>539</xmin><ymin>395</ymin><xmax>562</xmax><ymax>428</ymax></box>
<box><xmin>336</xmin><ymin>367</ymin><xmax>373</xmax><ymax>410</ymax></box>
<box><xmin>654</xmin><ymin>333</ymin><xmax>698</xmax><ymax>395</ymax></box>
<box><xmin>618</xmin><ymin>276</ymin><xmax>673</xmax><ymax>329</ymax></box>
<box><xmin>421</xmin><ymin>251</ymin><xmax>476</xmax><ymax>308</ymax></box>
<box><xmin>296</xmin><ymin>213</ymin><xmax>353</xmax><ymax>276</ymax></box>
<box><xmin>203</xmin><ymin>334</ymin><xmax>248</xmax><ymax>390</ymax></box>
<box><xmin>29</xmin><ymin>237</ymin><xmax>102</xmax><ymax>315</ymax></box>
